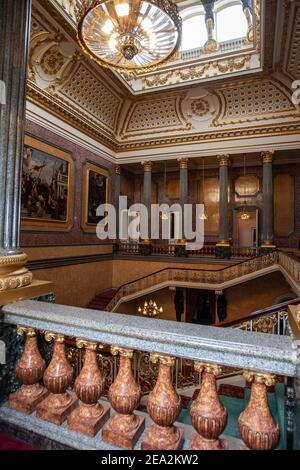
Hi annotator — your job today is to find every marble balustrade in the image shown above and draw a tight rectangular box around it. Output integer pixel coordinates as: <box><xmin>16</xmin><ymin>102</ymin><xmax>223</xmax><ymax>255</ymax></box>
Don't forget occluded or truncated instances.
<box><xmin>0</xmin><ymin>299</ymin><xmax>299</xmax><ymax>450</ymax></box>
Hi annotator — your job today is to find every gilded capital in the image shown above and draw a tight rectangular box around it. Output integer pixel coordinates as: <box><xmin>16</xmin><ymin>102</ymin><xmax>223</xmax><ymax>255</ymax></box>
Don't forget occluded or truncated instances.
<box><xmin>17</xmin><ymin>326</ymin><xmax>36</xmax><ymax>337</ymax></box>
<box><xmin>115</xmin><ymin>165</ymin><xmax>121</xmax><ymax>175</ymax></box>
<box><xmin>194</xmin><ymin>361</ymin><xmax>223</xmax><ymax>376</ymax></box>
<box><xmin>177</xmin><ymin>158</ymin><xmax>189</xmax><ymax>169</ymax></box>
<box><xmin>217</xmin><ymin>155</ymin><xmax>230</xmax><ymax>167</ymax></box>
<box><xmin>111</xmin><ymin>345</ymin><xmax>134</xmax><ymax>358</ymax></box>
<box><xmin>141</xmin><ymin>161</ymin><xmax>153</xmax><ymax>172</ymax></box>
<box><xmin>150</xmin><ymin>353</ymin><xmax>176</xmax><ymax>366</ymax></box>
<box><xmin>76</xmin><ymin>338</ymin><xmax>103</xmax><ymax>351</ymax></box>
<box><xmin>243</xmin><ymin>370</ymin><xmax>276</xmax><ymax>387</ymax></box>
<box><xmin>261</xmin><ymin>151</ymin><xmax>274</xmax><ymax>164</ymax></box>
<box><xmin>44</xmin><ymin>331</ymin><xmax>65</xmax><ymax>343</ymax></box>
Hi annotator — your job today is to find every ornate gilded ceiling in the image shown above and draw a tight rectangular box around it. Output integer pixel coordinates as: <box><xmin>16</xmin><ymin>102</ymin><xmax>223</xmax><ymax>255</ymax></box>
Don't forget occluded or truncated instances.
<box><xmin>27</xmin><ymin>0</ymin><xmax>300</xmax><ymax>156</ymax></box>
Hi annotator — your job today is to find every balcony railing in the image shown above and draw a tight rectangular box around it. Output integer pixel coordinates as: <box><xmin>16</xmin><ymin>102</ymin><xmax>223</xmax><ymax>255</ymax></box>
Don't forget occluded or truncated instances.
<box><xmin>1</xmin><ymin>298</ymin><xmax>299</xmax><ymax>450</ymax></box>
<box><xmin>106</xmin><ymin>252</ymin><xmax>278</xmax><ymax>312</ymax></box>
<box><xmin>117</xmin><ymin>241</ymin><xmax>259</xmax><ymax>259</ymax></box>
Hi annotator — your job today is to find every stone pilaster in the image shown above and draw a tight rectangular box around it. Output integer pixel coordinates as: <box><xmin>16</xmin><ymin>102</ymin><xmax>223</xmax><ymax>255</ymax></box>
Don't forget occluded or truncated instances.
<box><xmin>260</xmin><ymin>151</ymin><xmax>275</xmax><ymax>253</ymax></box>
<box><xmin>0</xmin><ymin>0</ymin><xmax>33</xmax><ymax>292</ymax></box>
<box><xmin>216</xmin><ymin>155</ymin><xmax>231</xmax><ymax>259</ymax></box>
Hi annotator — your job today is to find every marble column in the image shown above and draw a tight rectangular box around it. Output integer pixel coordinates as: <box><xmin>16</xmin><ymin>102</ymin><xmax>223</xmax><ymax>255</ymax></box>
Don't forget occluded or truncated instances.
<box><xmin>140</xmin><ymin>161</ymin><xmax>152</xmax><ymax>254</ymax></box>
<box><xmin>178</xmin><ymin>158</ymin><xmax>189</xmax><ymax>239</ymax></box>
<box><xmin>261</xmin><ymin>151</ymin><xmax>275</xmax><ymax>251</ymax></box>
<box><xmin>216</xmin><ymin>155</ymin><xmax>231</xmax><ymax>259</ymax></box>
<box><xmin>115</xmin><ymin>165</ymin><xmax>121</xmax><ymax>244</ymax></box>
<box><xmin>0</xmin><ymin>0</ymin><xmax>33</xmax><ymax>291</ymax></box>
<box><xmin>202</xmin><ymin>0</ymin><xmax>219</xmax><ymax>53</ymax></box>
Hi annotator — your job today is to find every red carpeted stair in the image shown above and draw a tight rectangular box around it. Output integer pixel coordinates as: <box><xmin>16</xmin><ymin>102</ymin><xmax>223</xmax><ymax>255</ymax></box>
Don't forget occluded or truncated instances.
<box><xmin>87</xmin><ymin>288</ymin><xmax>117</xmax><ymax>311</ymax></box>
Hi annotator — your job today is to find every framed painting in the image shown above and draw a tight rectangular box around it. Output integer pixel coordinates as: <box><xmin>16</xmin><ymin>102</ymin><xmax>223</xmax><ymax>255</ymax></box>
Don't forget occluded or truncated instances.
<box><xmin>82</xmin><ymin>162</ymin><xmax>109</xmax><ymax>233</ymax></box>
<box><xmin>21</xmin><ymin>135</ymin><xmax>74</xmax><ymax>231</ymax></box>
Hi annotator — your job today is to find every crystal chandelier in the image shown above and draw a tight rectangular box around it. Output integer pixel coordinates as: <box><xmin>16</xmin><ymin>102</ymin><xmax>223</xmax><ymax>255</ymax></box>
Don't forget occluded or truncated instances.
<box><xmin>138</xmin><ymin>300</ymin><xmax>163</xmax><ymax>317</ymax></box>
<box><xmin>75</xmin><ymin>0</ymin><xmax>182</xmax><ymax>73</ymax></box>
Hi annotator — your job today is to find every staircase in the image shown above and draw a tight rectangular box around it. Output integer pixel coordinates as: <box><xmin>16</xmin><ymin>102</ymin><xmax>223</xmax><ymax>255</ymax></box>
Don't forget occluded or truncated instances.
<box><xmin>86</xmin><ymin>288</ymin><xmax>117</xmax><ymax>311</ymax></box>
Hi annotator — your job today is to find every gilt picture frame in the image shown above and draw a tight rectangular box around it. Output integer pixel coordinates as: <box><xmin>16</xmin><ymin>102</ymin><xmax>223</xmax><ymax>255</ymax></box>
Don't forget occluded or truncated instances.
<box><xmin>21</xmin><ymin>135</ymin><xmax>74</xmax><ymax>231</ymax></box>
<box><xmin>82</xmin><ymin>161</ymin><xmax>109</xmax><ymax>233</ymax></box>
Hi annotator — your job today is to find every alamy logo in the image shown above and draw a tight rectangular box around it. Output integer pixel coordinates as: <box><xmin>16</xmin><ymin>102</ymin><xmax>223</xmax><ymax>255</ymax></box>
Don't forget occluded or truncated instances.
<box><xmin>0</xmin><ymin>80</ymin><xmax>6</xmax><ymax>105</ymax></box>
<box><xmin>0</xmin><ymin>340</ymin><xmax>6</xmax><ymax>365</ymax></box>
<box><xmin>292</xmin><ymin>80</ymin><xmax>300</xmax><ymax>105</ymax></box>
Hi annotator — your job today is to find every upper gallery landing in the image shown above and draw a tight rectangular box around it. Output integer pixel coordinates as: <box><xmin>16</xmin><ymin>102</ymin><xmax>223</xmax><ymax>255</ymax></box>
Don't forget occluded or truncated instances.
<box><xmin>49</xmin><ymin>0</ymin><xmax>263</xmax><ymax>94</ymax></box>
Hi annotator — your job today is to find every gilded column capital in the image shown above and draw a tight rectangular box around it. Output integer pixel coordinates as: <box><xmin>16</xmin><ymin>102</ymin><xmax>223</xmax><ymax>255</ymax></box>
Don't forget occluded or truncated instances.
<box><xmin>217</xmin><ymin>155</ymin><xmax>230</xmax><ymax>167</ymax></box>
<box><xmin>111</xmin><ymin>345</ymin><xmax>134</xmax><ymax>358</ymax></box>
<box><xmin>17</xmin><ymin>326</ymin><xmax>36</xmax><ymax>337</ymax></box>
<box><xmin>115</xmin><ymin>165</ymin><xmax>121</xmax><ymax>175</ymax></box>
<box><xmin>177</xmin><ymin>158</ymin><xmax>189</xmax><ymax>169</ymax></box>
<box><xmin>194</xmin><ymin>361</ymin><xmax>223</xmax><ymax>376</ymax></box>
<box><xmin>243</xmin><ymin>370</ymin><xmax>276</xmax><ymax>387</ymax></box>
<box><xmin>261</xmin><ymin>151</ymin><xmax>274</xmax><ymax>164</ymax></box>
<box><xmin>76</xmin><ymin>338</ymin><xmax>103</xmax><ymax>351</ymax></box>
<box><xmin>141</xmin><ymin>161</ymin><xmax>153</xmax><ymax>172</ymax></box>
<box><xmin>150</xmin><ymin>353</ymin><xmax>176</xmax><ymax>366</ymax></box>
<box><xmin>44</xmin><ymin>331</ymin><xmax>65</xmax><ymax>343</ymax></box>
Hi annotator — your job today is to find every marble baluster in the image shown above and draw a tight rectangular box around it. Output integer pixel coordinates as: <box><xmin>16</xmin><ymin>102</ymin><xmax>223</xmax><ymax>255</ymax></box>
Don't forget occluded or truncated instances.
<box><xmin>190</xmin><ymin>362</ymin><xmax>228</xmax><ymax>450</ymax></box>
<box><xmin>36</xmin><ymin>332</ymin><xmax>77</xmax><ymax>425</ymax></box>
<box><xmin>238</xmin><ymin>371</ymin><xmax>280</xmax><ymax>450</ymax></box>
<box><xmin>9</xmin><ymin>326</ymin><xmax>48</xmax><ymax>413</ymax></box>
<box><xmin>142</xmin><ymin>354</ymin><xmax>183</xmax><ymax>450</ymax></box>
<box><xmin>68</xmin><ymin>339</ymin><xmax>110</xmax><ymax>436</ymax></box>
<box><xmin>102</xmin><ymin>346</ymin><xmax>145</xmax><ymax>449</ymax></box>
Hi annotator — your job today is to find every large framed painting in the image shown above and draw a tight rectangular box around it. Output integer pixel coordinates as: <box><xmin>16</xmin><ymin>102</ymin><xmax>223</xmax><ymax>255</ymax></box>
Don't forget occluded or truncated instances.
<box><xmin>21</xmin><ymin>135</ymin><xmax>74</xmax><ymax>231</ymax></box>
<box><xmin>82</xmin><ymin>162</ymin><xmax>109</xmax><ymax>233</ymax></box>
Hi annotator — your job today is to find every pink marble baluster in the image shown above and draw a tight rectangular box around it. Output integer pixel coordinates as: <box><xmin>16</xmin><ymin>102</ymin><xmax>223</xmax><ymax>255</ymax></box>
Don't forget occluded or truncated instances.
<box><xmin>68</xmin><ymin>339</ymin><xmax>110</xmax><ymax>436</ymax></box>
<box><xmin>190</xmin><ymin>362</ymin><xmax>228</xmax><ymax>450</ymax></box>
<box><xmin>9</xmin><ymin>326</ymin><xmax>48</xmax><ymax>414</ymax></box>
<box><xmin>142</xmin><ymin>354</ymin><xmax>183</xmax><ymax>450</ymax></box>
<box><xmin>102</xmin><ymin>346</ymin><xmax>145</xmax><ymax>449</ymax></box>
<box><xmin>238</xmin><ymin>371</ymin><xmax>280</xmax><ymax>450</ymax></box>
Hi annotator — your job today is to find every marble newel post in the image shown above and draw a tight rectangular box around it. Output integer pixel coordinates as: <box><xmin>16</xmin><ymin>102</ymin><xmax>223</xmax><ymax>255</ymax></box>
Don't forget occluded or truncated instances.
<box><xmin>140</xmin><ymin>161</ymin><xmax>152</xmax><ymax>255</ymax></box>
<box><xmin>216</xmin><ymin>155</ymin><xmax>231</xmax><ymax>259</ymax></box>
<box><xmin>261</xmin><ymin>151</ymin><xmax>275</xmax><ymax>252</ymax></box>
<box><xmin>0</xmin><ymin>0</ymin><xmax>33</xmax><ymax>294</ymax></box>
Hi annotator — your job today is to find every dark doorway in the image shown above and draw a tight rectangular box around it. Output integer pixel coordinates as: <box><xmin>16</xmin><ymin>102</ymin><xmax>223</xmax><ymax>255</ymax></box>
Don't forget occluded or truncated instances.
<box><xmin>185</xmin><ymin>289</ymin><xmax>215</xmax><ymax>325</ymax></box>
